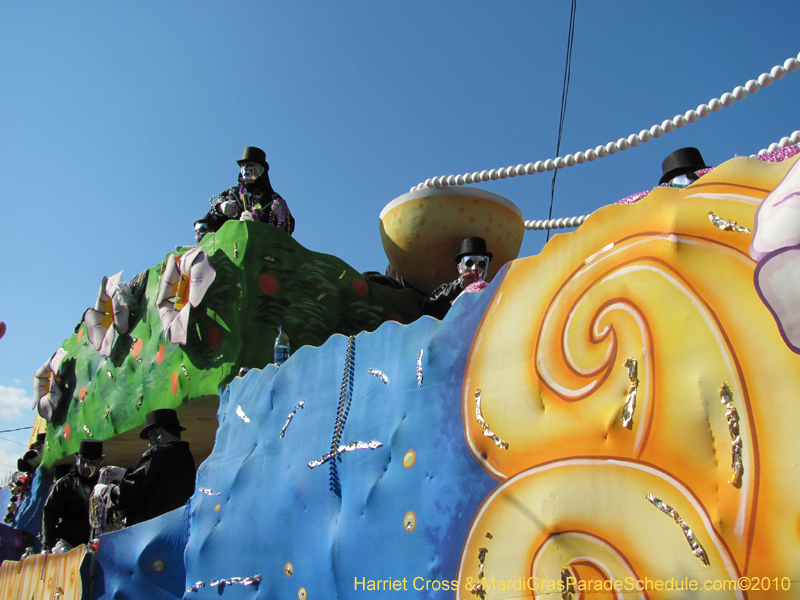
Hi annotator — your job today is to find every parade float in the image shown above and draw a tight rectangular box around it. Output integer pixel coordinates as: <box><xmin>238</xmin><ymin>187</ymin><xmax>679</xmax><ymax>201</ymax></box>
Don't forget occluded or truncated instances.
<box><xmin>3</xmin><ymin>53</ymin><xmax>800</xmax><ymax>600</ymax></box>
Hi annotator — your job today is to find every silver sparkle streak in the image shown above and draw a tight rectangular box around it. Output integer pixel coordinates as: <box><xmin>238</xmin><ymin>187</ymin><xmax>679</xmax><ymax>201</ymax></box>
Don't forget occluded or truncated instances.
<box><xmin>307</xmin><ymin>440</ymin><xmax>383</xmax><ymax>469</ymax></box>
<box><xmin>475</xmin><ymin>389</ymin><xmax>509</xmax><ymax>449</ymax></box>
<box><xmin>367</xmin><ymin>368</ymin><xmax>389</xmax><ymax>384</ymax></box>
<box><xmin>189</xmin><ymin>575</ymin><xmax>262</xmax><ymax>592</ymax></box>
<box><xmin>235</xmin><ymin>405</ymin><xmax>250</xmax><ymax>423</ymax></box>
<box><xmin>279</xmin><ymin>400</ymin><xmax>306</xmax><ymax>438</ymax></box>
<box><xmin>646</xmin><ymin>494</ymin><xmax>710</xmax><ymax>566</ymax></box>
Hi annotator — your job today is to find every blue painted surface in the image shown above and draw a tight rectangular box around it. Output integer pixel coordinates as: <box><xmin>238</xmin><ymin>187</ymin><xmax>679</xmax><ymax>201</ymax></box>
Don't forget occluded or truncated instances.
<box><xmin>180</xmin><ymin>274</ymin><xmax>503</xmax><ymax>599</ymax></box>
<box><xmin>14</xmin><ymin>467</ymin><xmax>53</xmax><ymax>539</ymax></box>
<box><xmin>15</xmin><ymin>271</ymin><xmax>503</xmax><ymax>600</ymax></box>
<box><xmin>93</xmin><ymin>503</ymin><xmax>191</xmax><ymax>600</ymax></box>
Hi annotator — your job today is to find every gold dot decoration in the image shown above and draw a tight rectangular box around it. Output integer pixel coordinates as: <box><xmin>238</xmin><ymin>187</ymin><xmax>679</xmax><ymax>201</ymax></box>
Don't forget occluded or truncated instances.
<box><xmin>151</xmin><ymin>559</ymin><xmax>165</xmax><ymax>573</ymax></box>
<box><xmin>403</xmin><ymin>450</ymin><xmax>416</xmax><ymax>469</ymax></box>
<box><xmin>404</xmin><ymin>511</ymin><xmax>417</xmax><ymax>532</ymax></box>
<box><xmin>284</xmin><ymin>562</ymin><xmax>294</xmax><ymax>577</ymax></box>
<box><xmin>298</xmin><ymin>587</ymin><xmax>307</xmax><ymax>600</ymax></box>
<box><xmin>214</xmin><ymin>504</ymin><xmax>221</xmax><ymax>512</ymax></box>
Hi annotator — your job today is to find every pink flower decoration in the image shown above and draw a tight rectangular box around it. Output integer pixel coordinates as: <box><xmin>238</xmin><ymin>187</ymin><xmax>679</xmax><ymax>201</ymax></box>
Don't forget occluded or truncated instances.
<box><xmin>84</xmin><ymin>271</ymin><xmax>136</xmax><ymax>357</ymax></box>
<box><xmin>156</xmin><ymin>247</ymin><xmax>216</xmax><ymax>345</ymax></box>
<box><xmin>32</xmin><ymin>348</ymin><xmax>67</xmax><ymax>422</ymax></box>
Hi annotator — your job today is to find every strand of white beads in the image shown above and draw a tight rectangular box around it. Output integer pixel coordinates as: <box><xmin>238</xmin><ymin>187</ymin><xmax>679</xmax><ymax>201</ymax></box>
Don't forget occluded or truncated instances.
<box><xmin>752</xmin><ymin>131</ymin><xmax>800</xmax><ymax>156</ymax></box>
<box><xmin>411</xmin><ymin>54</ymin><xmax>800</xmax><ymax>192</ymax></box>
<box><xmin>524</xmin><ymin>215</ymin><xmax>588</xmax><ymax>230</ymax></box>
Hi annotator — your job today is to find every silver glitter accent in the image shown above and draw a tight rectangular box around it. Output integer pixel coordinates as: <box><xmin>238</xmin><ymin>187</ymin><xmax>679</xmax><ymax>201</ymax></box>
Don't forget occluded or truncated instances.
<box><xmin>646</xmin><ymin>494</ymin><xmax>710</xmax><ymax>566</ymax></box>
<box><xmin>207</xmin><ymin>575</ymin><xmax>262</xmax><ymax>589</ymax></box>
<box><xmin>367</xmin><ymin>368</ymin><xmax>389</xmax><ymax>384</ymax></box>
<box><xmin>198</xmin><ymin>488</ymin><xmax>220</xmax><ymax>496</ymax></box>
<box><xmin>187</xmin><ymin>581</ymin><xmax>206</xmax><ymax>593</ymax></box>
<box><xmin>708</xmin><ymin>212</ymin><xmax>751</xmax><ymax>233</ymax></box>
<box><xmin>561</xmin><ymin>567</ymin><xmax>576</xmax><ymax>599</ymax></box>
<box><xmin>235</xmin><ymin>405</ymin><xmax>250</xmax><ymax>423</ymax></box>
<box><xmin>474</xmin><ymin>389</ymin><xmax>508</xmax><ymax>449</ymax></box>
<box><xmin>416</xmin><ymin>349</ymin><xmax>424</xmax><ymax>387</ymax></box>
<box><xmin>82</xmin><ymin>425</ymin><xmax>94</xmax><ymax>438</ymax></box>
<box><xmin>720</xmin><ymin>384</ymin><xmax>743</xmax><ymax>488</ymax></box>
<box><xmin>180</xmin><ymin>363</ymin><xmax>190</xmax><ymax>379</ymax></box>
<box><xmin>621</xmin><ymin>358</ymin><xmax>638</xmax><ymax>430</ymax></box>
<box><xmin>280</xmin><ymin>400</ymin><xmax>306</xmax><ymax>438</ymax></box>
<box><xmin>470</xmin><ymin>547</ymin><xmax>488</xmax><ymax>598</ymax></box>
<box><xmin>307</xmin><ymin>440</ymin><xmax>383</xmax><ymax>468</ymax></box>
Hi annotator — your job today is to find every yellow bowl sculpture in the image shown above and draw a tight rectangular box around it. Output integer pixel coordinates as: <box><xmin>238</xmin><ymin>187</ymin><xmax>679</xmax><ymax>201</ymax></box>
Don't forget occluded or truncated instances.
<box><xmin>379</xmin><ymin>187</ymin><xmax>525</xmax><ymax>293</ymax></box>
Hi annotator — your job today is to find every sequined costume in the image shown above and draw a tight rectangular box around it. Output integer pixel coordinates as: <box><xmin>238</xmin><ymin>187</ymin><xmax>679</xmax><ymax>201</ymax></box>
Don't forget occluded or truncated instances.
<box><xmin>195</xmin><ymin>170</ymin><xmax>295</xmax><ymax>238</ymax></box>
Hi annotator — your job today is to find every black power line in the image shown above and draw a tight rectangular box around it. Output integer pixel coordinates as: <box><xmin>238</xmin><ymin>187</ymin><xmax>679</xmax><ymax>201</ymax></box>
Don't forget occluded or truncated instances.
<box><xmin>546</xmin><ymin>0</ymin><xmax>577</xmax><ymax>243</ymax></box>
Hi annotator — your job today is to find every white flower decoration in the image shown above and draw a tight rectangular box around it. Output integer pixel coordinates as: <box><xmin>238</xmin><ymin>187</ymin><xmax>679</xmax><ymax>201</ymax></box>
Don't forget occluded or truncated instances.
<box><xmin>32</xmin><ymin>348</ymin><xmax>67</xmax><ymax>422</ymax></box>
<box><xmin>156</xmin><ymin>247</ymin><xmax>216</xmax><ymax>345</ymax></box>
<box><xmin>84</xmin><ymin>271</ymin><xmax>136</xmax><ymax>357</ymax></box>
<box><xmin>752</xmin><ymin>160</ymin><xmax>800</xmax><ymax>353</ymax></box>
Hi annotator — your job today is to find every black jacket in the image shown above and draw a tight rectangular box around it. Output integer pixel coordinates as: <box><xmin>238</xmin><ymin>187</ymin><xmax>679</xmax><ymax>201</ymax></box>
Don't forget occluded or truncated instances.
<box><xmin>196</xmin><ymin>172</ymin><xmax>295</xmax><ymax>236</ymax></box>
<box><xmin>111</xmin><ymin>441</ymin><xmax>196</xmax><ymax>526</ymax></box>
<box><xmin>420</xmin><ymin>279</ymin><xmax>463</xmax><ymax>320</ymax></box>
<box><xmin>41</xmin><ymin>467</ymin><xmax>98</xmax><ymax>550</ymax></box>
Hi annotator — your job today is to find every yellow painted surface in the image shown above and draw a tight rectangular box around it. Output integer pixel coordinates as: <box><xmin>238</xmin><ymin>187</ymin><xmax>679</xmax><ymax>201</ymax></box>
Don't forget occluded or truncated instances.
<box><xmin>0</xmin><ymin>545</ymin><xmax>86</xmax><ymax>600</ymax></box>
<box><xmin>380</xmin><ymin>187</ymin><xmax>524</xmax><ymax>293</ymax></box>
<box><xmin>458</xmin><ymin>155</ymin><xmax>800</xmax><ymax>596</ymax></box>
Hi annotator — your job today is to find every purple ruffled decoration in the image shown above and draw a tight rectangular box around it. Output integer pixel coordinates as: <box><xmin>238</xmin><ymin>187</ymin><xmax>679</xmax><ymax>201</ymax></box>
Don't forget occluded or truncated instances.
<box><xmin>755</xmin><ymin>144</ymin><xmax>800</xmax><ymax>163</ymax></box>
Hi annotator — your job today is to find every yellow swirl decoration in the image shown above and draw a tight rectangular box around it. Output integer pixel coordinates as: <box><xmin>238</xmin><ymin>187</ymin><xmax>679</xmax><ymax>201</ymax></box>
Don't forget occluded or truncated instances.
<box><xmin>462</xmin><ymin>155</ymin><xmax>800</xmax><ymax>584</ymax></box>
<box><xmin>456</xmin><ymin>460</ymin><xmax>740</xmax><ymax>599</ymax></box>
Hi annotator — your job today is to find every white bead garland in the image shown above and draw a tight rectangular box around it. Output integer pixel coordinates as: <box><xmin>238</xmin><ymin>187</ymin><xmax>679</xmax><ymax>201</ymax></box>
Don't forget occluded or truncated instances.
<box><xmin>409</xmin><ymin>53</ymin><xmax>800</xmax><ymax>192</ymax></box>
<box><xmin>752</xmin><ymin>130</ymin><xmax>800</xmax><ymax>156</ymax></box>
<box><xmin>524</xmin><ymin>214</ymin><xmax>589</xmax><ymax>230</ymax></box>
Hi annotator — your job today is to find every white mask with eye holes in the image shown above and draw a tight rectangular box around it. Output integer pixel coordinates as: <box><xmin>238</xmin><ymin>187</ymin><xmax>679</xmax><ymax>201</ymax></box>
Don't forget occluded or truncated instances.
<box><xmin>240</xmin><ymin>162</ymin><xmax>265</xmax><ymax>183</ymax></box>
<box><xmin>457</xmin><ymin>255</ymin><xmax>490</xmax><ymax>286</ymax></box>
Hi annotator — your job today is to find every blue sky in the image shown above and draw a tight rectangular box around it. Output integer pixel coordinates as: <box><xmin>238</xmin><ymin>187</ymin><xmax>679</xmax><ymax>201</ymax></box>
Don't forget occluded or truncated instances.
<box><xmin>1</xmin><ymin>1</ymin><xmax>799</xmax><ymax>474</ymax></box>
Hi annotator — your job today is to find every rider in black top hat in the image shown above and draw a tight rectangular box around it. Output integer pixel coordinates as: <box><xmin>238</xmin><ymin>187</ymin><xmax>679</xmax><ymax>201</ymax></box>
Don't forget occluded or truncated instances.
<box><xmin>660</xmin><ymin>147</ymin><xmax>709</xmax><ymax>187</ymax></box>
<box><xmin>194</xmin><ymin>146</ymin><xmax>295</xmax><ymax>242</ymax></box>
<box><xmin>41</xmin><ymin>439</ymin><xmax>103</xmax><ymax>551</ymax></box>
<box><xmin>420</xmin><ymin>237</ymin><xmax>493</xmax><ymax>320</ymax></box>
<box><xmin>16</xmin><ymin>432</ymin><xmax>46</xmax><ymax>473</ymax></box>
<box><xmin>97</xmin><ymin>409</ymin><xmax>196</xmax><ymax>526</ymax></box>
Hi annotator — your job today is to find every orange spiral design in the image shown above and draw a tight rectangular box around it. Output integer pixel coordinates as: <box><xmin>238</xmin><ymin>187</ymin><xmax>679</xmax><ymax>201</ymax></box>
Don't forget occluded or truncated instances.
<box><xmin>461</xmin><ymin>155</ymin><xmax>800</xmax><ymax>585</ymax></box>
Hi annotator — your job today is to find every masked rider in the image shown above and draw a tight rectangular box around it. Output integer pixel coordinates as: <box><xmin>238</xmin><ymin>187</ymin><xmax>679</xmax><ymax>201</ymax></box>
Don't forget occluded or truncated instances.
<box><xmin>41</xmin><ymin>440</ymin><xmax>103</xmax><ymax>552</ymax></box>
<box><xmin>420</xmin><ymin>237</ymin><xmax>492</xmax><ymax>320</ymax></box>
<box><xmin>94</xmin><ymin>409</ymin><xmax>195</xmax><ymax>526</ymax></box>
<box><xmin>194</xmin><ymin>146</ymin><xmax>295</xmax><ymax>242</ymax></box>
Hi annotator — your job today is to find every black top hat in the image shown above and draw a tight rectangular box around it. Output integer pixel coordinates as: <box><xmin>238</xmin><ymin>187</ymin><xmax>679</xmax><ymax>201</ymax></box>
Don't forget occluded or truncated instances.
<box><xmin>77</xmin><ymin>440</ymin><xmax>104</xmax><ymax>461</ymax></box>
<box><xmin>237</xmin><ymin>146</ymin><xmax>269</xmax><ymax>170</ymax></box>
<box><xmin>140</xmin><ymin>408</ymin><xmax>186</xmax><ymax>439</ymax></box>
<box><xmin>660</xmin><ymin>147</ymin><xmax>707</xmax><ymax>185</ymax></box>
<box><xmin>455</xmin><ymin>237</ymin><xmax>493</xmax><ymax>262</ymax></box>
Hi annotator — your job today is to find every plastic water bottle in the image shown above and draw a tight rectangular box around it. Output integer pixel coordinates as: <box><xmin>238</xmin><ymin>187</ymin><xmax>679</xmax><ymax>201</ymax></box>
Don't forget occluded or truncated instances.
<box><xmin>274</xmin><ymin>326</ymin><xmax>290</xmax><ymax>366</ymax></box>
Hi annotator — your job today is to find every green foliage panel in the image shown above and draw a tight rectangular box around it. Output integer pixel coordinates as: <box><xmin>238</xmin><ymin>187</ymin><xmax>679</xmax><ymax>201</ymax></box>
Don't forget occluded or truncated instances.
<box><xmin>43</xmin><ymin>221</ymin><xmax>422</xmax><ymax>465</ymax></box>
